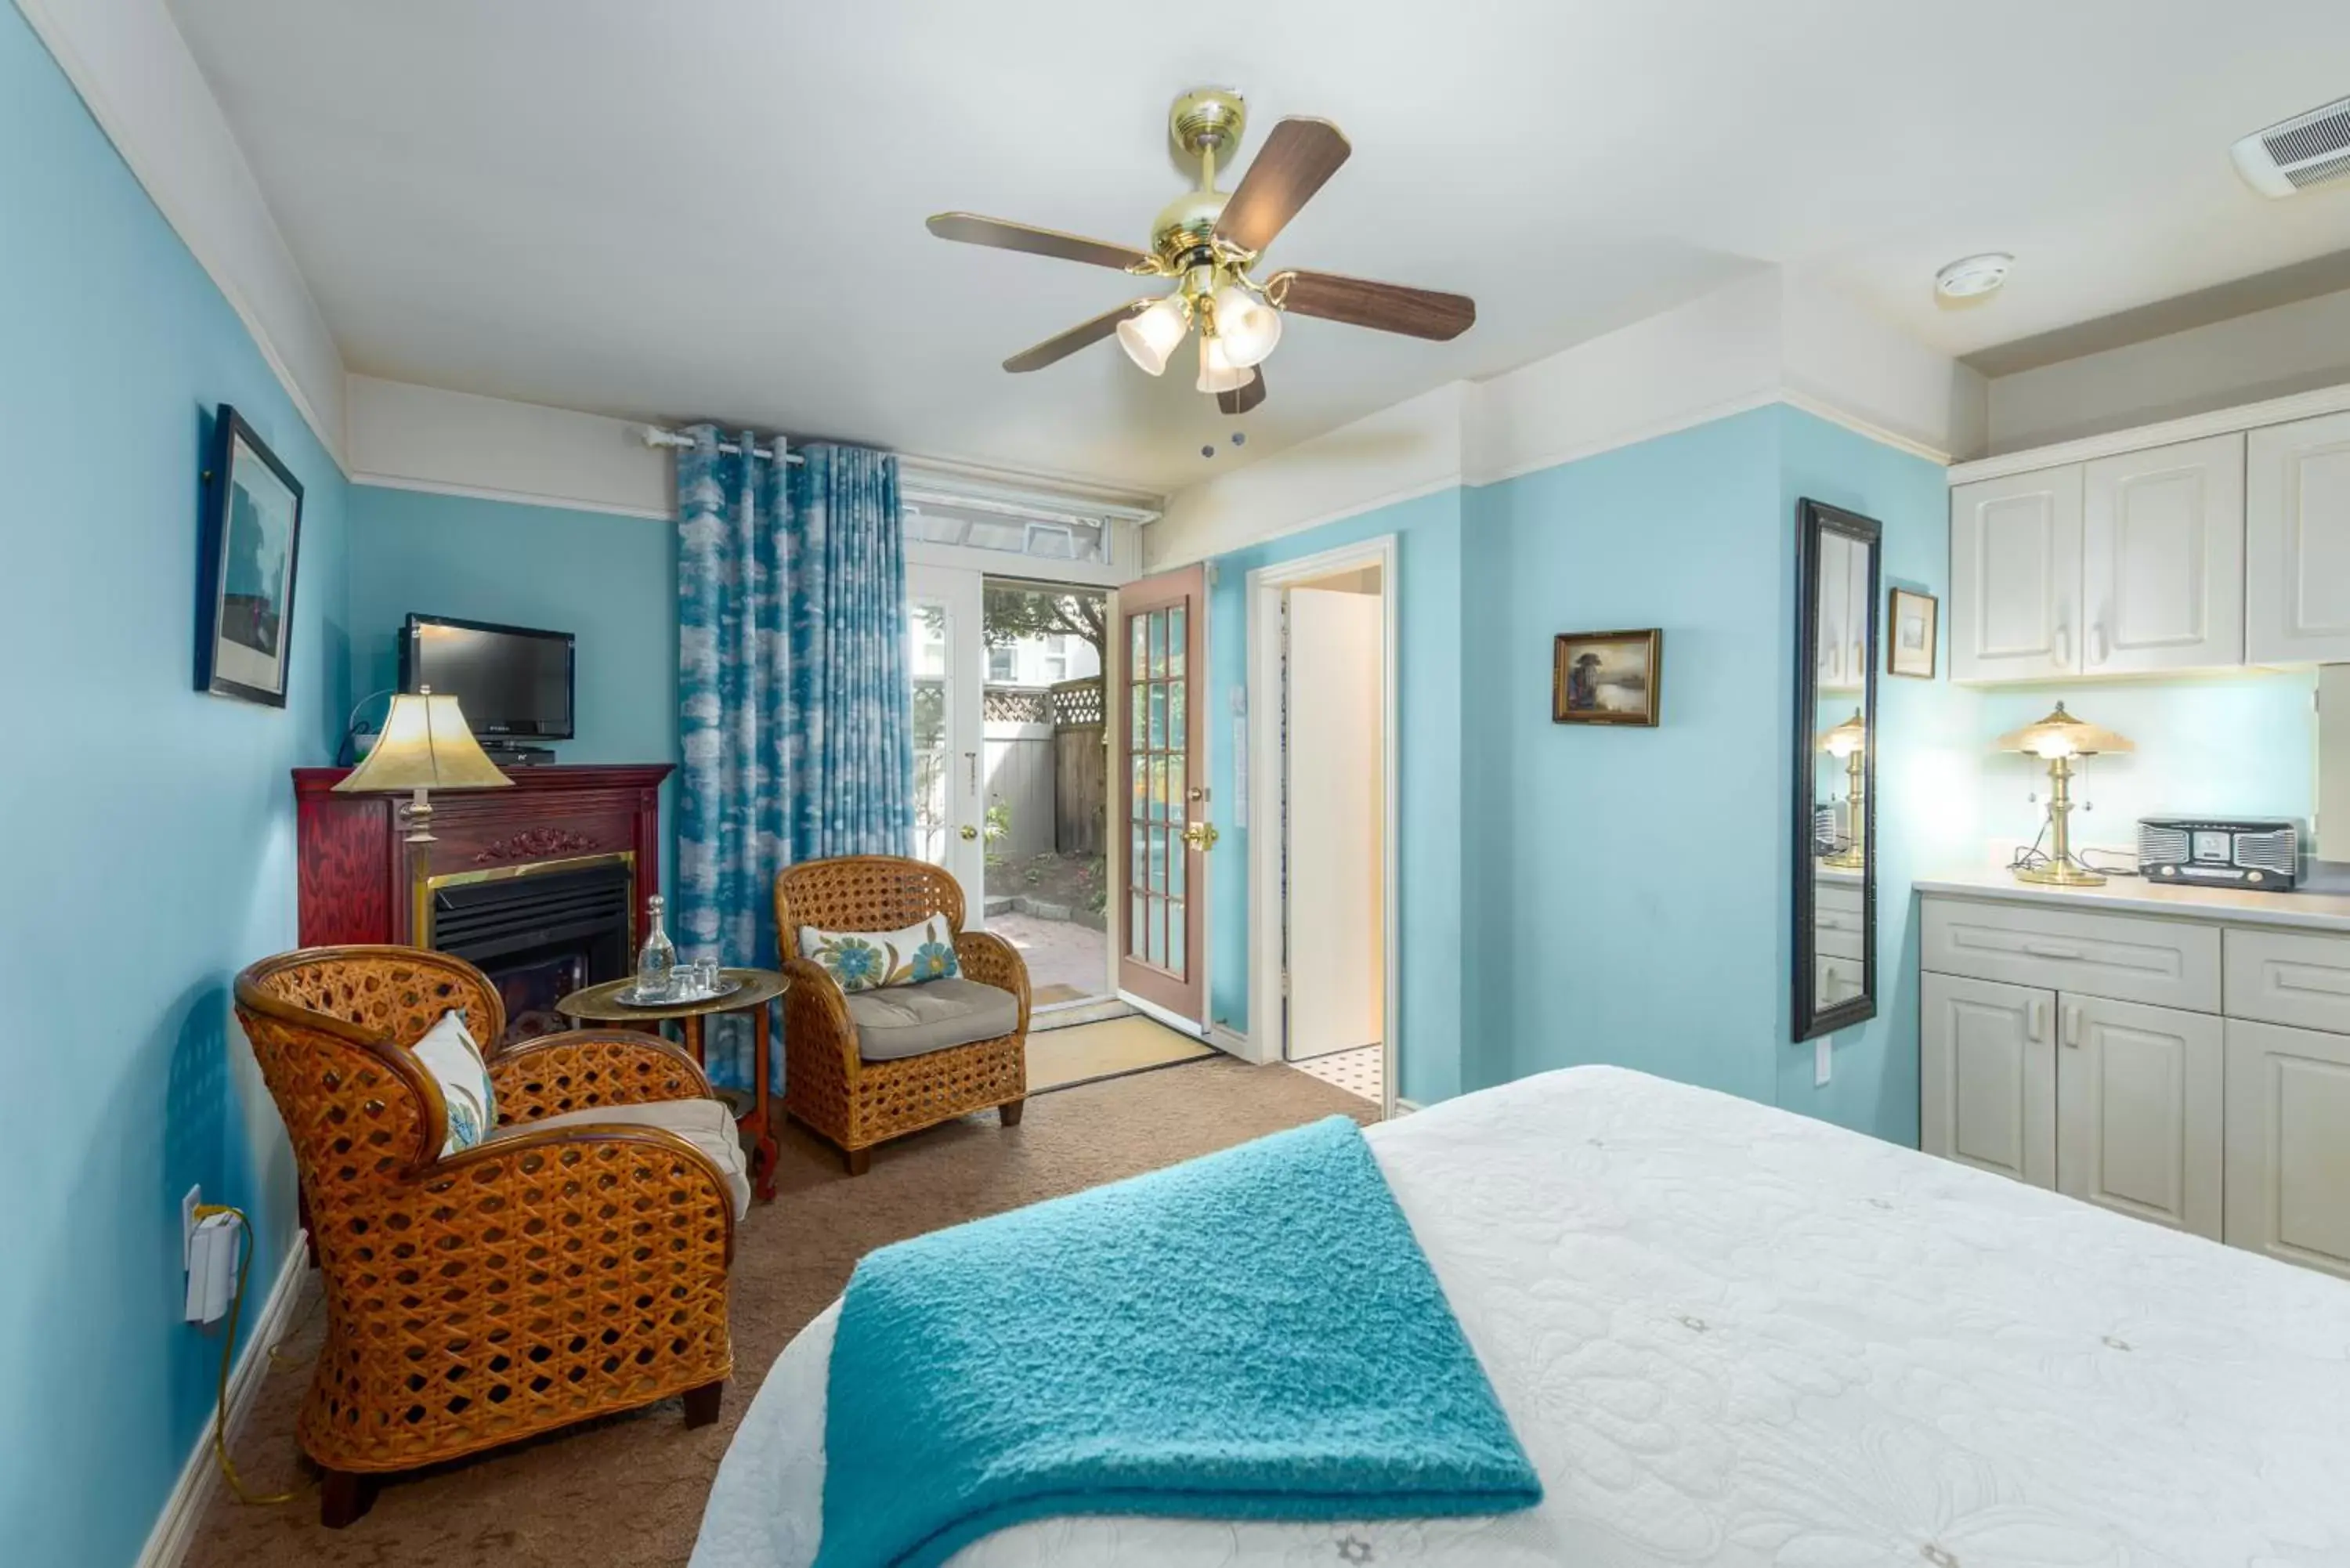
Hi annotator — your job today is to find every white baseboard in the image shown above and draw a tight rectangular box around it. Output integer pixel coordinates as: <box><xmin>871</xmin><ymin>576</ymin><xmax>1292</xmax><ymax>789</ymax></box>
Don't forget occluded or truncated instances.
<box><xmin>1391</xmin><ymin>1097</ymin><xmax>1423</xmax><ymax>1115</ymax></box>
<box><xmin>137</xmin><ymin>1230</ymin><xmax>309</xmax><ymax>1568</ymax></box>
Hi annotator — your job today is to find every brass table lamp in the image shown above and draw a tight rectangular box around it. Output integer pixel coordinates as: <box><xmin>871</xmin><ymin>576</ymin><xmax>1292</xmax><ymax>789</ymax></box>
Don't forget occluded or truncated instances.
<box><xmin>334</xmin><ymin>686</ymin><xmax>512</xmax><ymax>843</ymax></box>
<box><xmin>1819</xmin><ymin>710</ymin><xmax>1867</xmax><ymax>869</ymax></box>
<box><xmin>1998</xmin><ymin>702</ymin><xmax>2132</xmax><ymax>887</ymax></box>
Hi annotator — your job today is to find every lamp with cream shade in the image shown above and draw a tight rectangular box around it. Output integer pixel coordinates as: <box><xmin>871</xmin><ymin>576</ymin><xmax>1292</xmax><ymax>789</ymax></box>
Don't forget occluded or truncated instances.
<box><xmin>1997</xmin><ymin>702</ymin><xmax>2133</xmax><ymax>887</ymax></box>
<box><xmin>334</xmin><ymin>687</ymin><xmax>512</xmax><ymax>844</ymax></box>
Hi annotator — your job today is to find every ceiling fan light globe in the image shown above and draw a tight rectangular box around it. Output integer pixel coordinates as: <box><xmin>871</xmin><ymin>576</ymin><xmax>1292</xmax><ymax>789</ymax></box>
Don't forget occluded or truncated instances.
<box><xmin>1195</xmin><ymin>334</ymin><xmax>1252</xmax><ymax>394</ymax></box>
<box><xmin>1210</xmin><ymin>284</ymin><xmax>1282</xmax><ymax>368</ymax></box>
<box><xmin>1116</xmin><ymin>294</ymin><xmax>1190</xmax><ymax>376</ymax></box>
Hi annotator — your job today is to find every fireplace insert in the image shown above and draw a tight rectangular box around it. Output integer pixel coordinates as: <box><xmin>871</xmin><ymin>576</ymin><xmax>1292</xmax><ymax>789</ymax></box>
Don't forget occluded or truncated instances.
<box><xmin>422</xmin><ymin>855</ymin><xmax>634</xmax><ymax>1043</ymax></box>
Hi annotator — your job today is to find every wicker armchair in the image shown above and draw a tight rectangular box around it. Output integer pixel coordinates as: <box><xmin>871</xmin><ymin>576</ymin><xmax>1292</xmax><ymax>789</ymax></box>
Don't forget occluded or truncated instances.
<box><xmin>774</xmin><ymin>855</ymin><xmax>1030</xmax><ymax>1174</ymax></box>
<box><xmin>233</xmin><ymin>945</ymin><xmax>736</xmax><ymax>1527</ymax></box>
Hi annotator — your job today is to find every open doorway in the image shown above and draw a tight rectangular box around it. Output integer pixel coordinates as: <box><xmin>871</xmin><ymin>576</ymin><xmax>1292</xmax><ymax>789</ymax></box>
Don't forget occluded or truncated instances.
<box><xmin>1248</xmin><ymin>540</ymin><xmax>1397</xmax><ymax>1115</ymax></box>
<box><xmin>976</xmin><ymin>579</ymin><xmax>1114</xmax><ymax>1020</ymax></box>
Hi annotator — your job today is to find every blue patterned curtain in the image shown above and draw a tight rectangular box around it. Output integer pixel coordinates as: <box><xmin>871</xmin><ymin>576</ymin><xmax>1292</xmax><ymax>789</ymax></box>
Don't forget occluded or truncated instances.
<box><xmin>676</xmin><ymin>430</ymin><xmax>914</xmax><ymax>1086</ymax></box>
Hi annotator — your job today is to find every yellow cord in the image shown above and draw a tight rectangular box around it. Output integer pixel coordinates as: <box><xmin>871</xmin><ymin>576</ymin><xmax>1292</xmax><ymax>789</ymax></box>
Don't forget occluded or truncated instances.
<box><xmin>192</xmin><ymin>1203</ymin><xmax>296</xmax><ymax>1506</ymax></box>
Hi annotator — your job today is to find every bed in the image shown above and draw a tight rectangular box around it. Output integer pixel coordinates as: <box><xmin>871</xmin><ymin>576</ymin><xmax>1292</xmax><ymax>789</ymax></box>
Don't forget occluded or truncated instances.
<box><xmin>694</xmin><ymin>1066</ymin><xmax>2350</xmax><ymax>1566</ymax></box>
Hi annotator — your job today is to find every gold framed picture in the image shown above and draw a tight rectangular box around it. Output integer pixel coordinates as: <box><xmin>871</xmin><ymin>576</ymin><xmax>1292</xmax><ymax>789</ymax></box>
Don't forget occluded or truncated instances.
<box><xmin>1553</xmin><ymin>629</ymin><xmax>1662</xmax><ymax>726</ymax></box>
<box><xmin>1887</xmin><ymin>588</ymin><xmax>1937</xmax><ymax>679</ymax></box>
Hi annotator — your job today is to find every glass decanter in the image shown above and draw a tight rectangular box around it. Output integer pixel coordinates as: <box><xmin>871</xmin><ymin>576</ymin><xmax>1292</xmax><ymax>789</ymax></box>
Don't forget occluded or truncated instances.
<box><xmin>635</xmin><ymin>894</ymin><xmax>677</xmax><ymax>998</ymax></box>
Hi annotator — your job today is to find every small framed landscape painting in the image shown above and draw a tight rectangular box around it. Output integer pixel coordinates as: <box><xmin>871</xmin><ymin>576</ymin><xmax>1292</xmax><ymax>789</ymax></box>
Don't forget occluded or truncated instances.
<box><xmin>1887</xmin><ymin>587</ymin><xmax>1937</xmax><ymax>679</ymax></box>
<box><xmin>197</xmin><ymin>406</ymin><xmax>304</xmax><ymax>708</ymax></box>
<box><xmin>1553</xmin><ymin>628</ymin><xmax>1662</xmax><ymax>726</ymax></box>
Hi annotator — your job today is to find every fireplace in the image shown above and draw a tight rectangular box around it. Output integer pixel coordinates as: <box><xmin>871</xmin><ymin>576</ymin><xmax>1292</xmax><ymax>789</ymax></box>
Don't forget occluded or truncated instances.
<box><xmin>421</xmin><ymin>854</ymin><xmax>635</xmax><ymax>1043</ymax></box>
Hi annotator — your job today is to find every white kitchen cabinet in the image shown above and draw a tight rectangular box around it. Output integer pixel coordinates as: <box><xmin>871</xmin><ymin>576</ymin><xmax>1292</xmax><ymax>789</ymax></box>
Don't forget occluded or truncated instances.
<box><xmin>2247</xmin><ymin>410</ymin><xmax>2350</xmax><ymax>664</ymax></box>
<box><xmin>1950</xmin><ymin>466</ymin><xmax>2082</xmax><ymax>681</ymax></box>
<box><xmin>1921</xmin><ymin>888</ymin><xmax>2350</xmax><ymax>1277</ymax></box>
<box><xmin>2223</xmin><ymin>1017</ymin><xmax>2350</xmax><ymax>1280</ymax></box>
<box><xmin>2081</xmin><ymin>434</ymin><xmax>2244</xmax><ymax>674</ymax></box>
<box><xmin>1922</xmin><ymin>971</ymin><xmax>2055</xmax><ymax>1187</ymax></box>
<box><xmin>2056</xmin><ymin>993</ymin><xmax>2223</xmax><ymax>1238</ymax></box>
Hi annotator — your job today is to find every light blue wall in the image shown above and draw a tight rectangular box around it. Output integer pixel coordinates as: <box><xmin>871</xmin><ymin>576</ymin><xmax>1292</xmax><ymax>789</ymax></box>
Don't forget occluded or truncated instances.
<box><xmin>0</xmin><ymin>9</ymin><xmax>349</xmax><ymax>1563</ymax></box>
<box><xmin>1465</xmin><ymin>408</ymin><xmax>1788</xmax><ymax>1106</ymax></box>
<box><xmin>1201</xmin><ymin>405</ymin><xmax>1976</xmax><ymax>1143</ymax></box>
<box><xmin>347</xmin><ymin>485</ymin><xmax>682</xmax><ymax>895</ymax></box>
<box><xmin>1203</xmin><ymin>490</ymin><xmax>1468</xmax><ymax>1104</ymax></box>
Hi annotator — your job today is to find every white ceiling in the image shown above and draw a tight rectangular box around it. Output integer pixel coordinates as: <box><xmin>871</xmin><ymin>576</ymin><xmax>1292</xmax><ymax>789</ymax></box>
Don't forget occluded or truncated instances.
<box><xmin>167</xmin><ymin>0</ymin><xmax>2350</xmax><ymax>493</ymax></box>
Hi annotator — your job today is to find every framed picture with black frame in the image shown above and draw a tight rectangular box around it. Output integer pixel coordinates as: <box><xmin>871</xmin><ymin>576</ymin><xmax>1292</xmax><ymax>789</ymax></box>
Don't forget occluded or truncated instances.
<box><xmin>197</xmin><ymin>406</ymin><xmax>304</xmax><ymax>707</ymax></box>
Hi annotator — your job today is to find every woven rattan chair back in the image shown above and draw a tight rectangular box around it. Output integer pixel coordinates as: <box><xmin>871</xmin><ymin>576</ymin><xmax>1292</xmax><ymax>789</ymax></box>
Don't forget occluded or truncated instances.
<box><xmin>235</xmin><ymin>945</ymin><xmax>503</xmax><ymax>1202</ymax></box>
<box><xmin>774</xmin><ymin>854</ymin><xmax>965</xmax><ymax>943</ymax></box>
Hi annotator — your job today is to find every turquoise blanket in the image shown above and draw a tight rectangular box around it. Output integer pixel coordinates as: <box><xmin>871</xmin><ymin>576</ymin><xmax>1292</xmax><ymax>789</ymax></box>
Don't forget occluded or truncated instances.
<box><xmin>813</xmin><ymin>1115</ymin><xmax>1540</xmax><ymax>1568</ymax></box>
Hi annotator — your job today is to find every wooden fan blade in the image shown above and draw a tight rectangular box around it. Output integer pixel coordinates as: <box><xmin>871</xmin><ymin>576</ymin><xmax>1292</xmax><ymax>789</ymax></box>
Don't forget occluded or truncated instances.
<box><xmin>1003</xmin><ymin>299</ymin><xmax>1152</xmax><ymax>373</ymax></box>
<box><xmin>1217</xmin><ymin>366</ymin><xmax>1266</xmax><ymax>415</ymax></box>
<box><xmin>1213</xmin><ymin>118</ymin><xmax>1351</xmax><ymax>254</ymax></box>
<box><xmin>927</xmin><ymin>212</ymin><xmax>1152</xmax><ymax>273</ymax></box>
<box><xmin>1274</xmin><ymin>269</ymin><xmax>1476</xmax><ymax>341</ymax></box>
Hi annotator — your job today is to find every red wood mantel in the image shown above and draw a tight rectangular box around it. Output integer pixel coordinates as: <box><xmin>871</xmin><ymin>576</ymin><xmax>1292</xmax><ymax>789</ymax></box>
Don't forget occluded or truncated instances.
<box><xmin>293</xmin><ymin>764</ymin><xmax>674</xmax><ymax>948</ymax></box>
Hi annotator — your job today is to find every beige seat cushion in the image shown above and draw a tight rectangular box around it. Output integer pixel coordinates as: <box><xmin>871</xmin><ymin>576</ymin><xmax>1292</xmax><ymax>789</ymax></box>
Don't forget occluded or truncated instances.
<box><xmin>846</xmin><ymin>977</ymin><xmax>1021</xmax><ymax>1062</ymax></box>
<box><xmin>504</xmin><ymin>1097</ymin><xmax>750</xmax><ymax>1219</ymax></box>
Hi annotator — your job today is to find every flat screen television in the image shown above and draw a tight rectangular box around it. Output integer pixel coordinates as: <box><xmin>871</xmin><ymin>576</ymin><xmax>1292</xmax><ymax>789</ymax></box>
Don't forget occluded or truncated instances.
<box><xmin>400</xmin><ymin>614</ymin><xmax>575</xmax><ymax>739</ymax></box>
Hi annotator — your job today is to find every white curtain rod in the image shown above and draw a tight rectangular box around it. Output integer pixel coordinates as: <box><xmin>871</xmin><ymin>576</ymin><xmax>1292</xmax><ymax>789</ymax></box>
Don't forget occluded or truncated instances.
<box><xmin>642</xmin><ymin>423</ymin><xmax>1160</xmax><ymax>525</ymax></box>
<box><xmin>642</xmin><ymin>425</ymin><xmax>802</xmax><ymax>464</ymax></box>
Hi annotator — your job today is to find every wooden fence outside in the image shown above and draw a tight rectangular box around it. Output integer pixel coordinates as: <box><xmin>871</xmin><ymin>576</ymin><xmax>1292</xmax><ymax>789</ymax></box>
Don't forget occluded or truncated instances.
<box><xmin>980</xmin><ymin>677</ymin><xmax>1106</xmax><ymax>861</ymax></box>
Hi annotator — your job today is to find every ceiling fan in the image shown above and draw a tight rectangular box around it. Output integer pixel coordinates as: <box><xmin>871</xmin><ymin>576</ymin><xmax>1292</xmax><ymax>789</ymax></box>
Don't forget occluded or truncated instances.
<box><xmin>927</xmin><ymin>88</ymin><xmax>1476</xmax><ymax>416</ymax></box>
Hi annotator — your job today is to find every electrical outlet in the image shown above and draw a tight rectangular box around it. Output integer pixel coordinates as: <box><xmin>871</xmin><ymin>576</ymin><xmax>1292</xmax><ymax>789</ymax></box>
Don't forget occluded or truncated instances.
<box><xmin>182</xmin><ymin>1184</ymin><xmax>201</xmax><ymax>1272</ymax></box>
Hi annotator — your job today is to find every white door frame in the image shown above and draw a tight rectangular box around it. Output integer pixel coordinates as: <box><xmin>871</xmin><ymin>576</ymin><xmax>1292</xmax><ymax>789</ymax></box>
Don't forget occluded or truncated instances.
<box><xmin>1246</xmin><ymin>535</ymin><xmax>1400</xmax><ymax>1119</ymax></box>
<box><xmin>906</xmin><ymin>562</ymin><xmax>986</xmax><ymax>923</ymax></box>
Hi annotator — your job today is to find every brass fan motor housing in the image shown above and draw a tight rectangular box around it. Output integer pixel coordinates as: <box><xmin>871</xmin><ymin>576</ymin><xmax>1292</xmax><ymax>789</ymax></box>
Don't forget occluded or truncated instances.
<box><xmin>1169</xmin><ymin>87</ymin><xmax>1246</xmax><ymax>164</ymax></box>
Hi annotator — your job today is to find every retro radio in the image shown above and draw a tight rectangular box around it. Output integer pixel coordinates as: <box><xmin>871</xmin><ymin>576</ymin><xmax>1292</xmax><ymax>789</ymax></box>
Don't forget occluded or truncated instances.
<box><xmin>2137</xmin><ymin>817</ymin><xmax>2305</xmax><ymax>891</ymax></box>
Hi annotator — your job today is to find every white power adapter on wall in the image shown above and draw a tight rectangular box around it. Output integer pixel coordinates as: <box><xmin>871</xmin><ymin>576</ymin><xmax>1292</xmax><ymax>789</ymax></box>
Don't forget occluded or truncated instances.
<box><xmin>185</xmin><ymin>1208</ymin><xmax>244</xmax><ymax>1325</ymax></box>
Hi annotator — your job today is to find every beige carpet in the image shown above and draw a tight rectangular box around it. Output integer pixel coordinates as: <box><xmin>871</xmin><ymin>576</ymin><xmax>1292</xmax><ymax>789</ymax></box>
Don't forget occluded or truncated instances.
<box><xmin>185</xmin><ymin>1058</ymin><xmax>1373</xmax><ymax>1568</ymax></box>
<box><xmin>1025</xmin><ymin>1015</ymin><xmax>1215</xmax><ymax>1093</ymax></box>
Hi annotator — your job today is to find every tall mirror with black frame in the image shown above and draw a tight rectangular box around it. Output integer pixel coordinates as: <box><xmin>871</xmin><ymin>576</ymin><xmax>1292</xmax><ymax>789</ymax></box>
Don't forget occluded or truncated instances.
<box><xmin>1792</xmin><ymin>497</ymin><xmax>1881</xmax><ymax>1040</ymax></box>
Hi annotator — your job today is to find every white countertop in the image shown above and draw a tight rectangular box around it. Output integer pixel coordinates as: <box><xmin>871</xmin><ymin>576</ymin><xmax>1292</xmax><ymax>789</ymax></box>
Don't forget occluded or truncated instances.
<box><xmin>1916</xmin><ymin>866</ymin><xmax>2350</xmax><ymax>934</ymax></box>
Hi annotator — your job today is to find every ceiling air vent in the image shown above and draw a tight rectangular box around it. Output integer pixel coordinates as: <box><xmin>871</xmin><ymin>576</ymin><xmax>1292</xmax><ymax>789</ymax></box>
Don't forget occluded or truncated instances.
<box><xmin>2232</xmin><ymin>95</ymin><xmax>2350</xmax><ymax>197</ymax></box>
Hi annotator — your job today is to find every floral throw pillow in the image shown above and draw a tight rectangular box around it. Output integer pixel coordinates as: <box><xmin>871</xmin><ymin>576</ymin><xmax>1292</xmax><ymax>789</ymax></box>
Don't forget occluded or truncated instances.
<box><xmin>411</xmin><ymin>1008</ymin><xmax>497</xmax><ymax>1155</ymax></box>
<box><xmin>799</xmin><ymin>913</ymin><xmax>960</xmax><ymax>994</ymax></box>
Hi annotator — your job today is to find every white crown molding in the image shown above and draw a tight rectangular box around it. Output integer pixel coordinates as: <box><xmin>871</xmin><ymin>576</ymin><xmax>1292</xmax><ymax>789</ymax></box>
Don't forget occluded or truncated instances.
<box><xmin>136</xmin><ymin>1231</ymin><xmax>309</xmax><ymax>1568</ymax></box>
<box><xmin>16</xmin><ymin>0</ymin><xmax>349</xmax><ymax>473</ymax></box>
<box><xmin>350</xmin><ymin>471</ymin><xmax>672</xmax><ymax>522</ymax></box>
<box><xmin>1467</xmin><ymin>388</ymin><xmax>1787</xmax><ymax>487</ymax></box>
<box><xmin>1778</xmin><ymin>388</ymin><xmax>1955</xmax><ymax>468</ymax></box>
<box><xmin>1947</xmin><ymin>380</ymin><xmax>2350</xmax><ymax>486</ymax></box>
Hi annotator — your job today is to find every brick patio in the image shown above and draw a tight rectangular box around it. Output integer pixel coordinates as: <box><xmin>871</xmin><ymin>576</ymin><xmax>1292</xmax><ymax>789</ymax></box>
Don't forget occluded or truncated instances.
<box><xmin>989</xmin><ymin>910</ymin><xmax>1109</xmax><ymax>1001</ymax></box>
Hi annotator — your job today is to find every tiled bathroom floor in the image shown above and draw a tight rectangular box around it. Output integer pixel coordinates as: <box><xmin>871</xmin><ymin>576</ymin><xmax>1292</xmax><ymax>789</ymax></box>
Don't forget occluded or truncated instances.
<box><xmin>1286</xmin><ymin>1044</ymin><xmax>1382</xmax><ymax>1107</ymax></box>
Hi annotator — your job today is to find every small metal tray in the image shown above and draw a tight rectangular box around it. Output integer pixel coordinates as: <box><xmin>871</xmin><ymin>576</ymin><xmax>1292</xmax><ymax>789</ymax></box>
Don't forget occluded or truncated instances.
<box><xmin>613</xmin><ymin>975</ymin><xmax>743</xmax><ymax>1007</ymax></box>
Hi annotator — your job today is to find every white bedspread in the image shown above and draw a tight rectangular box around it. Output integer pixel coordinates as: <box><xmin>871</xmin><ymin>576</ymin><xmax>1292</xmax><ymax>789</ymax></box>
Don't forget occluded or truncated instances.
<box><xmin>693</xmin><ymin>1066</ymin><xmax>2350</xmax><ymax>1567</ymax></box>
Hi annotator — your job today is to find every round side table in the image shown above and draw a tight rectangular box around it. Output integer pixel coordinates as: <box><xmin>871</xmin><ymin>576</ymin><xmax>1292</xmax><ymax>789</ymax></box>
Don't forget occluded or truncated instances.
<box><xmin>556</xmin><ymin>967</ymin><xmax>788</xmax><ymax>1201</ymax></box>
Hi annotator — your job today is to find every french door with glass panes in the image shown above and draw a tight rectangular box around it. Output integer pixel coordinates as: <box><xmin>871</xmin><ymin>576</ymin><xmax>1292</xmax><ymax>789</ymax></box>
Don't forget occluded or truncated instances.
<box><xmin>906</xmin><ymin>565</ymin><xmax>985</xmax><ymax>919</ymax></box>
<box><xmin>1115</xmin><ymin>566</ymin><xmax>1209</xmax><ymax>1024</ymax></box>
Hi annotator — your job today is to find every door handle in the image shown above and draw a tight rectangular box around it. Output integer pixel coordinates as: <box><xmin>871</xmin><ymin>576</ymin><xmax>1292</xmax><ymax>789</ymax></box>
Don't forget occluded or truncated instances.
<box><xmin>2022</xmin><ymin>941</ymin><xmax>2084</xmax><ymax>960</ymax></box>
<box><xmin>2027</xmin><ymin>997</ymin><xmax>2048</xmax><ymax>1042</ymax></box>
<box><xmin>964</xmin><ymin>751</ymin><xmax>978</xmax><ymax>794</ymax></box>
<box><xmin>2062</xmin><ymin>1003</ymin><xmax>2081</xmax><ymax>1047</ymax></box>
<box><xmin>1180</xmin><ymin>822</ymin><xmax>1219</xmax><ymax>852</ymax></box>
<box><xmin>959</xmin><ymin>824</ymin><xmax>978</xmax><ymax>842</ymax></box>
<box><xmin>2088</xmin><ymin>624</ymin><xmax>2110</xmax><ymax>666</ymax></box>
<box><xmin>2053</xmin><ymin>625</ymin><xmax>2072</xmax><ymax>668</ymax></box>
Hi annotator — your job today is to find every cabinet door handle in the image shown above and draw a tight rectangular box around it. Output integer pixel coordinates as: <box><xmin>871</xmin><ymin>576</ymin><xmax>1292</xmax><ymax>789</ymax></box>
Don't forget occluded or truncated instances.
<box><xmin>2053</xmin><ymin>625</ymin><xmax>2072</xmax><ymax>668</ymax></box>
<box><xmin>2022</xmin><ymin>941</ymin><xmax>2084</xmax><ymax>960</ymax></box>
<box><xmin>2027</xmin><ymin>997</ymin><xmax>2048</xmax><ymax>1042</ymax></box>
<box><xmin>2088</xmin><ymin>624</ymin><xmax>2110</xmax><ymax>666</ymax></box>
<box><xmin>2062</xmin><ymin>1003</ymin><xmax>2081</xmax><ymax>1047</ymax></box>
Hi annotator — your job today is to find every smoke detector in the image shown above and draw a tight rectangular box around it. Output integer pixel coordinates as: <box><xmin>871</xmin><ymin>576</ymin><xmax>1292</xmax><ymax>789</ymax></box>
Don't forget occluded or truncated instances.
<box><xmin>2232</xmin><ymin>95</ymin><xmax>2350</xmax><ymax>197</ymax></box>
<box><xmin>1935</xmin><ymin>253</ymin><xmax>2013</xmax><ymax>300</ymax></box>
